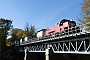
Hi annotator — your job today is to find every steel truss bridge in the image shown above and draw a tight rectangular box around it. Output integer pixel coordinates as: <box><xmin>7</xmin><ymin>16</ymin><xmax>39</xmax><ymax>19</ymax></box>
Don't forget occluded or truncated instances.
<box><xmin>15</xmin><ymin>23</ymin><xmax>90</xmax><ymax>54</ymax></box>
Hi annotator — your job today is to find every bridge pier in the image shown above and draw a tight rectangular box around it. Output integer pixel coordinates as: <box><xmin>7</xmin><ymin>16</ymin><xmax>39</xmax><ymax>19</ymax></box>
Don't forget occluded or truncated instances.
<box><xmin>24</xmin><ymin>50</ymin><xmax>45</xmax><ymax>60</ymax></box>
<box><xmin>24</xmin><ymin>49</ymin><xmax>27</xmax><ymax>60</ymax></box>
<box><xmin>45</xmin><ymin>48</ymin><xmax>67</xmax><ymax>60</ymax></box>
<box><xmin>45</xmin><ymin>47</ymin><xmax>54</xmax><ymax>60</ymax></box>
<box><xmin>45</xmin><ymin>48</ymin><xmax>50</xmax><ymax>60</ymax></box>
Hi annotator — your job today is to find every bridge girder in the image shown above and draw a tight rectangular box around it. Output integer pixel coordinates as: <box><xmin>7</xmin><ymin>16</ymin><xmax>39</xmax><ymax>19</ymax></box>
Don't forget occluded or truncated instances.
<box><xmin>16</xmin><ymin>32</ymin><xmax>90</xmax><ymax>54</ymax></box>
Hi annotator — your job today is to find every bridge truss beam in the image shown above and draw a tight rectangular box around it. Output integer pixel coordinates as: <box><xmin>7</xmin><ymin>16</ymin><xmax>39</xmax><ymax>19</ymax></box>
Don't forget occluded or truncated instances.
<box><xmin>18</xmin><ymin>33</ymin><xmax>90</xmax><ymax>54</ymax></box>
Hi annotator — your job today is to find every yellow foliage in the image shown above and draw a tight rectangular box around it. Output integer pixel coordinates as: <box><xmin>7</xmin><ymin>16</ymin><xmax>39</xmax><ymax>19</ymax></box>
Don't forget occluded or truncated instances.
<box><xmin>16</xmin><ymin>30</ymin><xmax>23</xmax><ymax>39</ymax></box>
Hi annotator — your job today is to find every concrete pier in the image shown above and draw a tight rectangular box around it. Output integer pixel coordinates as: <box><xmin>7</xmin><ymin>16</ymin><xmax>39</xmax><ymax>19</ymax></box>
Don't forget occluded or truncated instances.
<box><xmin>45</xmin><ymin>48</ymin><xmax>50</xmax><ymax>60</ymax></box>
<box><xmin>24</xmin><ymin>49</ymin><xmax>27</xmax><ymax>60</ymax></box>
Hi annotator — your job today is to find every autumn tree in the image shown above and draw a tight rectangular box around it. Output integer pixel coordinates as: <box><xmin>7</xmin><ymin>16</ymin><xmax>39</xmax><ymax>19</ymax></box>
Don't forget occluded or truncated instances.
<box><xmin>11</xmin><ymin>22</ymin><xmax>37</xmax><ymax>42</ymax></box>
<box><xmin>81</xmin><ymin>0</ymin><xmax>90</xmax><ymax>31</ymax></box>
<box><xmin>11</xmin><ymin>28</ymin><xmax>24</xmax><ymax>41</ymax></box>
<box><xmin>24</xmin><ymin>22</ymin><xmax>37</xmax><ymax>38</ymax></box>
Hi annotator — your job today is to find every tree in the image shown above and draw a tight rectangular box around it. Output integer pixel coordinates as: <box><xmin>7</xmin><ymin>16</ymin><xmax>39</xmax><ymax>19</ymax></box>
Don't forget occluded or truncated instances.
<box><xmin>81</xmin><ymin>0</ymin><xmax>90</xmax><ymax>31</ymax></box>
<box><xmin>24</xmin><ymin>22</ymin><xmax>30</xmax><ymax>36</ymax></box>
<box><xmin>11</xmin><ymin>28</ymin><xmax>24</xmax><ymax>41</ymax></box>
<box><xmin>6</xmin><ymin>38</ymin><xmax>12</xmax><ymax>46</ymax></box>
<box><xmin>29</xmin><ymin>25</ymin><xmax>37</xmax><ymax>37</ymax></box>
<box><xmin>0</xmin><ymin>18</ymin><xmax>12</xmax><ymax>54</ymax></box>
<box><xmin>10</xmin><ymin>22</ymin><xmax>37</xmax><ymax>44</ymax></box>
<box><xmin>24</xmin><ymin>22</ymin><xmax>37</xmax><ymax>38</ymax></box>
<box><xmin>16</xmin><ymin>29</ymin><xmax>24</xmax><ymax>39</ymax></box>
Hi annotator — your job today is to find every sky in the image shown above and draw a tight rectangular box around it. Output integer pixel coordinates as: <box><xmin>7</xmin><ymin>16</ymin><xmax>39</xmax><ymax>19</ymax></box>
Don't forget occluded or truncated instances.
<box><xmin>0</xmin><ymin>0</ymin><xmax>83</xmax><ymax>31</ymax></box>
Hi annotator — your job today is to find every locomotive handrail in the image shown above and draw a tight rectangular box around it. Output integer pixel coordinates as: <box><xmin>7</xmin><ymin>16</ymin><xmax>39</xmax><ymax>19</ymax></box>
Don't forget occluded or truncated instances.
<box><xmin>14</xmin><ymin>21</ymin><xmax>90</xmax><ymax>46</ymax></box>
<box><xmin>20</xmin><ymin>27</ymin><xmax>87</xmax><ymax>45</ymax></box>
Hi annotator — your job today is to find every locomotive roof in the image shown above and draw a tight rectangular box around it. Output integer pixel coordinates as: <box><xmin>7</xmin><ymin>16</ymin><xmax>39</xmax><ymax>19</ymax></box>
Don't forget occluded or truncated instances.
<box><xmin>37</xmin><ymin>29</ymin><xmax>47</xmax><ymax>32</ymax></box>
<box><xmin>60</xmin><ymin>19</ymin><xmax>70</xmax><ymax>23</ymax></box>
<box><xmin>56</xmin><ymin>19</ymin><xmax>70</xmax><ymax>25</ymax></box>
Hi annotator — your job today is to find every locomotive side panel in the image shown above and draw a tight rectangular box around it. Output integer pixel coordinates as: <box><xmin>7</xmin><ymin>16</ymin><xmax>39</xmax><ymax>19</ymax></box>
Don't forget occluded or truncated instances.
<box><xmin>44</xmin><ymin>20</ymin><xmax>72</xmax><ymax>36</ymax></box>
<box><xmin>20</xmin><ymin>38</ymin><xmax>22</xmax><ymax>43</ymax></box>
<box><xmin>24</xmin><ymin>36</ymin><xmax>32</xmax><ymax>41</ymax></box>
<box><xmin>24</xmin><ymin>37</ymin><xmax>28</xmax><ymax>41</ymax></box>
<box><xmin>63</xmin><ymin>22</ymin><xmax>69</xmax><ymax>28</ymax></box>
<box><xmin>69</xmin><ymin>21</ymin><xmax>76</xmax><ymax>27</ymax></box>
<box><xmin>37</xmin><ymin>31</ymin><xmax>43</xmax><ymax>38</ymax></box>
<box><xmin>37</xmin><ymin>29</ymin><xmax>46</xmax><ymax>37</ymax></box>
<box><xmin>45</xmin><ymin>27</ymin><xmax>55</xmax><ymax>35</ymax></box>
<box><xmin>54</xmin><ymin>24</ymin><xmax>60</xmax><ymax>32</ymax></box>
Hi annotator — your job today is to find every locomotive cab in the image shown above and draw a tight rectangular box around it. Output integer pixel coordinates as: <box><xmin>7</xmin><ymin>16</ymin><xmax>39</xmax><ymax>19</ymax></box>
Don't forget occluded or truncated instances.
<box><xmin>59</xmin><ymin>19</ymin><xmax>76</xmax><ymax>28</ymax></box>
<box><xmin>70</xmin><ymin>20</ymin><xmax>76</xmax><ymax>27</ymax></box>
<box><xmin>59</xmin><ymin>19</ymin><xmax>70</xmax><ymax>26</ymax></box>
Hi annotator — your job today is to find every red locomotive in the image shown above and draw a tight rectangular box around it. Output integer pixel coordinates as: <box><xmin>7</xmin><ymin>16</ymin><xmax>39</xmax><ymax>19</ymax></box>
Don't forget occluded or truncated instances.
<box><xmin>13</xmin><ymin>19</ymin><xmax>80</xmax><ymax>45</ymax></box>
<box><xmin>37</xmin><ymin>19</ymin><xmax>77</xmax><ymax>39</ymax></box>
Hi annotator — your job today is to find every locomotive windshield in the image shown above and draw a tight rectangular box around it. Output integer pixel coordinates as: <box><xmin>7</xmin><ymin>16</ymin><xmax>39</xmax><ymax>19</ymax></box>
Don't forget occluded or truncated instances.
<box><xmin>59</xmin><ymin>19</ymin><xmax>70</xmax><ymax>26</ymax></box>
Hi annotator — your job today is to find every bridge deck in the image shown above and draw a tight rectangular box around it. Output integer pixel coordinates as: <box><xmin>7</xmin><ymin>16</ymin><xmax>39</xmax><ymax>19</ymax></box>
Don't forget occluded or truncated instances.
<box><xmin>20</xmin><ymin>32</ymin><xmax>90</xmax><ymax>45</ymax></box>
<box><xmin>14</xmin><ymin>31</ymin><xmax>90</xmax><ymax>54</ymax></box>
